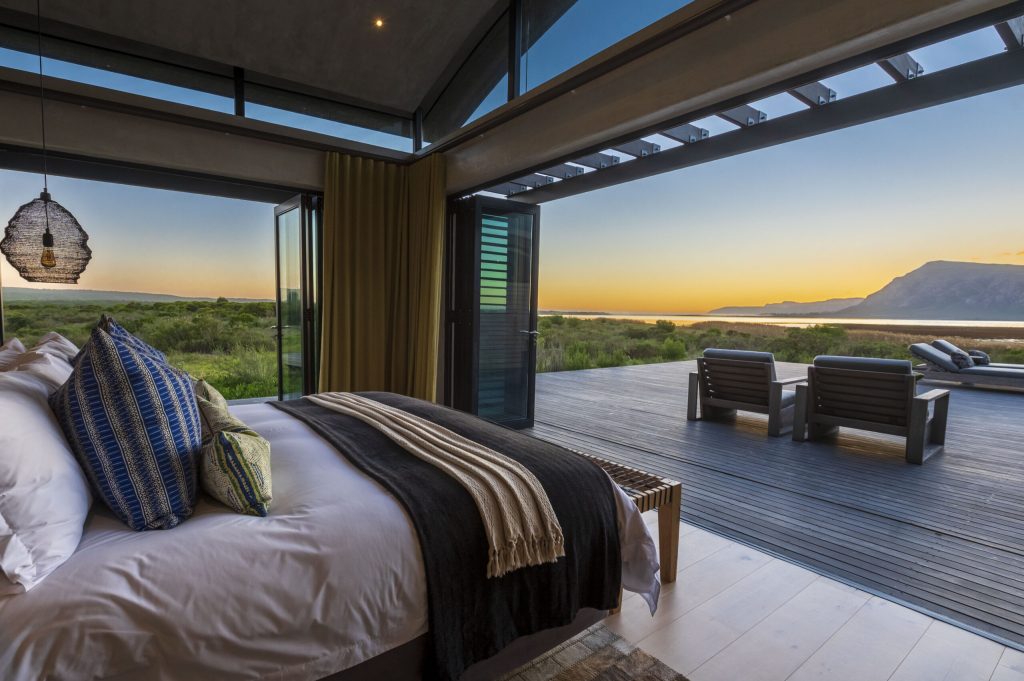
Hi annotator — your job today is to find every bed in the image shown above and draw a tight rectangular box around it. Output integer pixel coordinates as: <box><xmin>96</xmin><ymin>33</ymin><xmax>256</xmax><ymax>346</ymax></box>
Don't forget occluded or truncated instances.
<box><xmin>0</xmin><ymin>399</ymin><xmax>661</xmax><ymax>681</ymax></box>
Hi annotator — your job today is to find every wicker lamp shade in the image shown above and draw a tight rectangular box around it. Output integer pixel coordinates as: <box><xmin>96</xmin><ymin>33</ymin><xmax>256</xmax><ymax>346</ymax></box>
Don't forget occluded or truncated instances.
<box><xmin>2</xmin><ymin>191</ymin><xmax>92</xmax><ymax>283</ymax></box>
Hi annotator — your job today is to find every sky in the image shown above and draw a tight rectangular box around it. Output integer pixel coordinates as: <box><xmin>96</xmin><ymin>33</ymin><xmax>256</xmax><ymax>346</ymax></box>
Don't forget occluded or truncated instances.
<box><xmin>0</xmin><ymin>13</ymin><xmax>1020</xmax><ymax>311</ymax></box>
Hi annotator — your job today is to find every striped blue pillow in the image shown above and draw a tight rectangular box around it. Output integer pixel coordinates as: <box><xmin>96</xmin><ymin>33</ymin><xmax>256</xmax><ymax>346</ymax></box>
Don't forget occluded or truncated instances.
<box><xmin>50</xmin><ymin>322</ymin><xmax>201</xmax><ymax>531</ymax></box>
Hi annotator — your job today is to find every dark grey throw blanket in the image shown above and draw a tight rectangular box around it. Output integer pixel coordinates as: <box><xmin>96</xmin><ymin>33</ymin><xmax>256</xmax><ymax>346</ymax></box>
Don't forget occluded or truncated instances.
<box><xmin>272</xmin><ymin>392</ymin><xmax>622</xmax><ymax>681</ymax></box>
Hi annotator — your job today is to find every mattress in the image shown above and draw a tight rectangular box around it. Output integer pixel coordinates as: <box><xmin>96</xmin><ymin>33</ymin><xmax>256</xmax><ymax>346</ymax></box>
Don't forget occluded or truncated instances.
<box><xmin>0</xmin><ymin>402</ymin><xmax>659</xmax><ymax>681</ymax></box>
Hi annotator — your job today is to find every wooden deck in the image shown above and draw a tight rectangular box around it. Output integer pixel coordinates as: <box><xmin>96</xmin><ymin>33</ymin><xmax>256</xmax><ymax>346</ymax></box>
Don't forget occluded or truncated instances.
<box><xmin>526</xmin><ymin>361</ymin><xmax>1024</xmax><ymax>651</ymax></box>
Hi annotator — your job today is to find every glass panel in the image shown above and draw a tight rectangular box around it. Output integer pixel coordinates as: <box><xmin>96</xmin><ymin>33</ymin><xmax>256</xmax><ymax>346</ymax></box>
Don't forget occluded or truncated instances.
<box><xmin>520</xmin><ymin>0</ymin><xmax>695</xmax><ymax>93</ymax></box>
<box><xmin>477</xmin><ymin>210</ymin><xmax>535</xmax><ymax>425</ymax></box>
<box><xmin>276</xmin><ymin>206</ymin><xmax>304</xmax><ymax>400</ymax></box>
<box><xmin>0</xmin><ymin>27</ymin><xmax>235</xmax><ymax>114</ymax></box>
<box><xmin>422</xmin><ymin>11</ymin><xmax>509</xmax><ymax>143</ymax></box>
<box><xmin>245</xmin><ymin>83</ymin><xmax>413</xmax><ymax>152</ymax></box>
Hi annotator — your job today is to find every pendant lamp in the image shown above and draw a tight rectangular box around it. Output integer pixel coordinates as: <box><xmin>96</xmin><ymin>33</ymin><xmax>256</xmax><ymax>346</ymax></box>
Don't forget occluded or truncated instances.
<box><xmin>1</xmin><ymin>0</ymin><xmax>91</xmax><ymax>284</ymax></box>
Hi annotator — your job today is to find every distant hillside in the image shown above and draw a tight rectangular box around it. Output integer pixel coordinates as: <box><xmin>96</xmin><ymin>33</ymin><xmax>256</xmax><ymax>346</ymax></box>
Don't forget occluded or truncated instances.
<box><xmin>835</xmin><ymin>261</ymin><xmax>1024</xmax><ymax>321</ymax></box>
<box><xmin>2</xmin><ymin>287</ymin><xmax>271</xmax><ymax>304</ymax></box>
<box><xmin>709</xmin><ymin>297</ymin><xmax>865</xmax><ymax>316</ymax></box>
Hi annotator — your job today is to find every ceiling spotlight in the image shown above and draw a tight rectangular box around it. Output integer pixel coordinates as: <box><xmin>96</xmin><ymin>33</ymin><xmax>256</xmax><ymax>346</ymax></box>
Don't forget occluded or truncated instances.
<box><xmin>374</xmin><ymin>18</ymin><xmax>384</xmax><ymax>28</ymax></box>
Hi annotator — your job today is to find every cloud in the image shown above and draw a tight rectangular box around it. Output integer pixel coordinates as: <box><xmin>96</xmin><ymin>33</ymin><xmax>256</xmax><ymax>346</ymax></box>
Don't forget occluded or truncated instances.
<box><xmin>1018</xmin><ymin>251</ymin><xmax>1024</xmax><ymax>256</ymax></box>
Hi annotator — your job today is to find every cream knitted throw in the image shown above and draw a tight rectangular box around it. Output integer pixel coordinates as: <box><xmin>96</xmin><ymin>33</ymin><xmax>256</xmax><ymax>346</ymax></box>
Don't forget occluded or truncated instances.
<box><xmin>306</xmin><ymin>393</ymin><xmax>565</xmax><ymax>578</ymax></box>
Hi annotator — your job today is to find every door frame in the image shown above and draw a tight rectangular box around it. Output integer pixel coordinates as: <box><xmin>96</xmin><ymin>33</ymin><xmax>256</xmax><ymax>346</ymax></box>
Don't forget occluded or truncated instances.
<box><xmin>445</xmin><ymin>194</ymin><xmax>540</xmax><ymax>428</ymax></box>
<box><xmin>274</xmin><ymin>193</ymin><xmax>321</xmax><ymax>399</ymax></box>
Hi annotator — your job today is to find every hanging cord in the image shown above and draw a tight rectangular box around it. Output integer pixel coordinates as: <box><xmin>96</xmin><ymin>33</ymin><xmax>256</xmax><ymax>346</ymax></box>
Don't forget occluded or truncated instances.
<box><xmin>36</xmin><ymin>0</ymin><xmax>48</xmax><ymax>194</ymax></box>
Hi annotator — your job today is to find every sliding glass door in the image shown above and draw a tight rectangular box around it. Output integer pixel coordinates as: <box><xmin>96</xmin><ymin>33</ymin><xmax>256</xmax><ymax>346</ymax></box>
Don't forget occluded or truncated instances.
<box><xmin>274</xmin><ymin>195</ymin><xmax>321</xmax><ymax>400</ymax></box>
<box><xmin>448</xmin><ymin>196</ymin><xmax>540</xmax><ymax>428</ymax></box>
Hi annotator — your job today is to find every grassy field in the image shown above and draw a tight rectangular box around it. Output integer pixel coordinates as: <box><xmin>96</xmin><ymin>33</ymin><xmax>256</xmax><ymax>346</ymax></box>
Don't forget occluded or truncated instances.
<box><xmin>3</xmin><ymin>299</ymin><xmax>278</xmax><ymax>399</ymax></box>
<box><xmin>536</xmin><ymin>315</ymin><xmax>1024</xmax><ymax>372</ymax></box>
<box><xmin>6</xmin><ymin>300</ymin><xmax>1022</xmax><ymax>398</ymax></box>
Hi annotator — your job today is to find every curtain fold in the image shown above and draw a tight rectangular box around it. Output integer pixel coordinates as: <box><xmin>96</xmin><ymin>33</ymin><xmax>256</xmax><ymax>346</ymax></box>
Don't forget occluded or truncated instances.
<box><xmin>318</xmin><ymin>152</ymin><xmax>446</xmax><ymax>401</ymax></box>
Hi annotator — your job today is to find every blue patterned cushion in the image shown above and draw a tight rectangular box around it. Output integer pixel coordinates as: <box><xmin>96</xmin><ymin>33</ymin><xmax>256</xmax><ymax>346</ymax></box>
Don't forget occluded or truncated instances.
<box><xmin>50</xmin><ymin>323</ymin><xmax>201</xmax><ymax>531</ymax></box>
<box><xmin>99</xmin><ymin>314</ymin><xmax>167</xmax><ymax>363</ymax></box>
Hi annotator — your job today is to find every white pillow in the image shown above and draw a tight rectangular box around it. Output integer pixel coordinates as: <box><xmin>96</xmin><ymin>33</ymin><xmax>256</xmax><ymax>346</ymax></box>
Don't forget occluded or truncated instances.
<box><xmin>30</xmin><ymin>332</ymin><xmax>79</xmax><ymax>363</ymax></box>
<box><xmin>7</xmin><ymin>351</ymin><xmax>74</xmax><ymax>392</ymax></box>
<box><xmin>0</xmin><ymin>371</ymin><xmax>92</xmax><ymax>595</ymax></box>
<box><xmin>0</xmin><ymin>337</ymin><xmax>27</xmax><ymax>371</ymax></box>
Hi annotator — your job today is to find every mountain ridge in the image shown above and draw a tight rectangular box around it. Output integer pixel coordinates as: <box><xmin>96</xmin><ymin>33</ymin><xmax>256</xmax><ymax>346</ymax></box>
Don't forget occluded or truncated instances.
<box><xmin>709</xmin><ymin>297</ymin><xmax>865</xmax><ymax>316</ymax></box>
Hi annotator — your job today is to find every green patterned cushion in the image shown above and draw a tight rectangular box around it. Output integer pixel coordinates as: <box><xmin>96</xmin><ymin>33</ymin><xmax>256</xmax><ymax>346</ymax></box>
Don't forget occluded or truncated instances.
<box><xmin>196</xmin><ymin>396</ymin><xmax>272</xmax><ymax>517</ymax></box>
<box><xmin>193</xmin><ymin>379</ymin><xmax>229</xmax><ymax>440</ymax></box>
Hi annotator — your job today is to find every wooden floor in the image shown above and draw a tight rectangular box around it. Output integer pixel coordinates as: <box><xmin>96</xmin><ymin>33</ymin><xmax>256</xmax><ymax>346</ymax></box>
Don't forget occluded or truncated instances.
<box><xmin>527</xmin><ymin>361</ymin><xmax>1024</xmax><ymax>652</ymax></box>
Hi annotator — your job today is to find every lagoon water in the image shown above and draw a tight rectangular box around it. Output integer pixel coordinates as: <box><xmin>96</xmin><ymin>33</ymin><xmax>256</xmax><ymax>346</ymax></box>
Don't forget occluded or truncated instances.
<box><xmin>545</xmin><ymin>313</ymin><xmax>1024</xmax><ymax>329</ymax></box>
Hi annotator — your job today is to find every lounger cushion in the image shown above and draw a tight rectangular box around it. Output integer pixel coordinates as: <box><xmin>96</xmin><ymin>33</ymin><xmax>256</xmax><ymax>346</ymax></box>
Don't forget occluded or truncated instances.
<box><xmin>909</xmin><ymin>344</ymin><xmax>959</xmax><ymax>372</ymax></box>
<box><xmin>779</xmin><ymin>390</ymin><xmax>798</xmax><ymax>408</ymax></box>
<box><xmin>958</xmin><ymin>366</ymin><xmax>1024</xmax><ymax>380</ymax></box>
<box><xmin>968</xmin><ymin>350</ymin><xmax>991</xmax><ymax>366</ymax></box>
<box><xmin>949</xmin><ymin>350</ymin><xmax>974</xmax><ymax>369</ymax></box>
<box><xmin>813</xmin><ymin>355</ymin><xmax>913</xmax><ymax>374</ymax></box>
<box><xmin>932</xmin><ymin>339</ymin><xmax>965</xmax><ymax>356</ymax></box>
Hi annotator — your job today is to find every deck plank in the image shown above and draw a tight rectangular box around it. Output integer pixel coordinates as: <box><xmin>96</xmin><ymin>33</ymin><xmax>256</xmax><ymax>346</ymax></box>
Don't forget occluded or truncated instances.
<box><xmin>527</xmin><ymin>361</ymin><xmax>1024</xmax><ymax>650</ymax></box>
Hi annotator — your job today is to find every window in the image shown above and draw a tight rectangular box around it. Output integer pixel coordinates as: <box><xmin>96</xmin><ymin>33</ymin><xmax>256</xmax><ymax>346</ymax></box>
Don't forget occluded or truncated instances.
<box><xmin>422</xmin><ymin>11</ymin><xmax>510</xmax><ymax>143</ymax></box>
<box><xmin>0</xmin><ymin>169</ymin><xmax>279</xmax><ymax>400</ymax></box>
<box><xmin>520</xmin><ymin>0</ymin><xmax>694</xmax><ymax>93</ymax></box>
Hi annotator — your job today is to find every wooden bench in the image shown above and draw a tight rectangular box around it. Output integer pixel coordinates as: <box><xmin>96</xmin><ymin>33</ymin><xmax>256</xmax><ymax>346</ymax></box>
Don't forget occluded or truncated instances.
<box><xmin>580</xmin><ymin>453</ymin><xmax>681</xmax><ymax>583</ymax></box>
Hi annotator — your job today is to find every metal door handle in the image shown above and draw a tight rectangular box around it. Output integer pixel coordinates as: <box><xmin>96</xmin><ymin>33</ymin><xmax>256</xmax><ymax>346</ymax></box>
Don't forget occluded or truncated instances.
<box><xmin>518</xmin><ymin>330</ymin><xmax>540</xmax><ymax>335</ymax></box>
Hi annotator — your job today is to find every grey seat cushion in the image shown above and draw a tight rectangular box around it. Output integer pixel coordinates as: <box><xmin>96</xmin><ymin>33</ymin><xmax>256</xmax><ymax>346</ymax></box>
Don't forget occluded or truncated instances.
<box><xmin>959</xmin><ymin>365</ymin><xmax>1024</xmax><ymax>380</ymax></box>
<box><xmin>909</xmin><ymin>344</ymin><xmax>960</xmax><ymax>372</ymax></box>
<box><xmin>814</xmin><ymin>355</ymin><xmax>913</xmax><ymax>375</ymax></box>
<box><xmin>779</xmin><ymin>390</ymin><xmax>797</xmax><ymax>408</ymax></box>
<box><xmin>703</xmin><ymin>348</ymin><xmax>775</xmax><ymax>363</ymax></box>
<box><xmin>703</xmin><ymin>348</ymin><xmax>777</xmax><ymax>381</ymax></box>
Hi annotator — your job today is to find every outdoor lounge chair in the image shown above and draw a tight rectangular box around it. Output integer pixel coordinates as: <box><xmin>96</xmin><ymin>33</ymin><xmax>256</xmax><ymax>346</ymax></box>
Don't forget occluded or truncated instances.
<box><xmin>910</xmin><ymin>341</ymin><xmax>1024</xmax><ymax>390</ymax></box>
<box><xmin>793</xmin><ymin>355</ymin><xmax>950</xmax><ymax>464</ymax></box>
<box><xmin>687</xmin><ymin>349</ymin><xmax>805</xmax><ymax>436</ymax></box>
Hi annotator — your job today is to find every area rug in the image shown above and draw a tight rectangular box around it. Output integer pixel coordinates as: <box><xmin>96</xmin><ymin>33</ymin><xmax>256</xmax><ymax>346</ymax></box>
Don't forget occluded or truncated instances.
<box><xmin>499</xmin><ymin>623</ymin><xmax>689</xmax><ymax>681</ymax></box>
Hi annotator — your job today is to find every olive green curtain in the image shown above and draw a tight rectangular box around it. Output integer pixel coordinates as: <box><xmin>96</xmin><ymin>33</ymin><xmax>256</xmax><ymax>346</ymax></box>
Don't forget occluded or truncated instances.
<box><xmin>318</xmin><ymin>152</ymin><xmax>446</xmax><ymax>400</ymax></box>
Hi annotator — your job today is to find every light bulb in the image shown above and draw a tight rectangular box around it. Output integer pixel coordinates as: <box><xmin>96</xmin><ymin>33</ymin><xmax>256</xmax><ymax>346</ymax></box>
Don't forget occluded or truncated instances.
<box><xmin>40</xmin><ymin>228</ymin><xmax>56</xmax><ymax>268</ymax></box>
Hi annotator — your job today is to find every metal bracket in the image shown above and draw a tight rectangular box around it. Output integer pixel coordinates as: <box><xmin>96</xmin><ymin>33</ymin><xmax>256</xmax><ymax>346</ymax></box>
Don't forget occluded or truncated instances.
<box><xmin>537</xmin><ymin>163</ymin><xmax>585</xmax><ymax>179</ymax></box>
<box><xmin>571</xmin><ymin>152</ymin><xmax>620</xmax><ymax>169</ymax></box>
<box><xmin>877</xmin><ymin>53</ymin><xmax>924</xmax><ymax>81</ymax></box>
<box><xmin>610</xmin><ymin>140</ymin><xmax>661</xmax><ymax>157</ymax></box>
<box><xmin>788</xmin><ymin>82</ymin><xmax>837</xmax><ymax>107</ymax></box>
<box><xmin>661</xmin><ymin>123</ymin><xmax>710</xmax><ymax>144</ymax></box>
<box><xmin>718</xmin><ymin>104</ymin><xmax>767</xmax><ymax>127</ymax></box>
<box><xmin>995</xmin><ymin>17</ymin><xmax>1024</xmax><ymax>50</ymax></box>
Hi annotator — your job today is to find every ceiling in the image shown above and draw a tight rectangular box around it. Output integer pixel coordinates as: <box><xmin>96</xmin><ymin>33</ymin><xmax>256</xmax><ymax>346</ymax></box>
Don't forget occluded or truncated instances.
<box><xmin>0</xmin><ymin>0</ymin><xmax>508</xmax><ymax>113</ymax></box>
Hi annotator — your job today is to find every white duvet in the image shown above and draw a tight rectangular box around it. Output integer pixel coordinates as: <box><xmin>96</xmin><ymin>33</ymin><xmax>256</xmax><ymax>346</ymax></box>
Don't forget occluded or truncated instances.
<box><xmin>0</xmin><ymin>403</ymin><xmax>660</xmax><ymax>681</ymax></box>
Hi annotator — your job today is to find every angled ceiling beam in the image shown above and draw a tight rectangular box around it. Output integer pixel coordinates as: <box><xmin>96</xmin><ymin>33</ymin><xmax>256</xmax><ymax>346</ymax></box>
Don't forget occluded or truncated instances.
<box><xmin>877</xmin><ymin>53</ymin><xmax>925</xmax><ymax>81</ymax></box>
<box><xmin>661</xmin><ymin>123</ymin><xmax>709</xmax><ymax>143</ymax></box>
<box><xmin>995</xmin><ymin>16</ymin><xmax>1024</xmax><ymax>47</ymax></box>
<box><xmin>718</xmin><ymin>104</ymin><xmax>768</xmax><ymax>126</ymax></box>
<box><xmin>511</xmin><ymin>47</ymin><xmax>1024</xmax><ymax>204</ymax></box>
<box><xmin>788</xmin><ymin>82</ymin><xmax>838</xmax><ymax>107</ymax></box>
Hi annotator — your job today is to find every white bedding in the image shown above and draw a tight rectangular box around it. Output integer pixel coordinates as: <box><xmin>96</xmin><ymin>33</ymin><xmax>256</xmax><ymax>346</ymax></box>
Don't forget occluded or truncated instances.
<box><xmin>0</xmin><ymin>402</ymin><xmax>660</xmax><ymax>681</ymax></box>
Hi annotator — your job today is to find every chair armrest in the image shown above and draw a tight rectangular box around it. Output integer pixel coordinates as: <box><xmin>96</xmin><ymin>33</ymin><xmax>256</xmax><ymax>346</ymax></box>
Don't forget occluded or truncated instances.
<box><xmin>772</xmin><ymin>376</ymin><xmax>807</xmax><ymax>386</ymax></box>
<box><xmin>915</xmin><ymin>389</ymin><xmax>950</xmax><ymax>403</ymax></box>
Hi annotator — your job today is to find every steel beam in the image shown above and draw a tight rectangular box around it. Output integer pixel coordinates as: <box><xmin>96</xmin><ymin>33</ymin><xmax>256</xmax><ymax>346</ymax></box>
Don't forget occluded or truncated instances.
<box><xmin>510</xmin><ymin>173</ymin><xmax>555</xmax><ymax>188</ymax></box>
<box><xmin>610</xmin><ymin>140</ymin><xmax>661</xmax><ymax>157</ymax></box>
<box><xmin>661</xmin><ymin>123</ymin><xmax>709</xmax><ymax>144</ymax></box>
<box><xmin>788</xmin><ymin>82</ymin><xmax>837</xmax><ymax>107</ymax></box>
<box><xmin>512</xmin><ymin>48</ymin><xmax>1024</xmax><ymax>204</ymax></box>
<box><xmin>718</xmin><ymin>104</ymin><xmax>767</xmax><ymax>127</ymax></box>
<box><xmin>537</xmin><ymin>163</ymin><xmax>584</xmax><ymax>179</ymax></box>
<box><xmin>485</xmin><ymin>181</ymin><xmax>530</xmax><ymax>196</ymax></box>
<box><xmin>877</xmin><ymin>53</ymin><xmax>924</xmax><ymax>81</ymax></box>
<box><xmin>571</xmin><ymin>152</ymin><xmax>620</xmax><ymax>169</ymax></box>
<box><xmin>995</xmin><ymin>17</ymin><xmax>1024</xmax><ymax>49</ymax></box>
